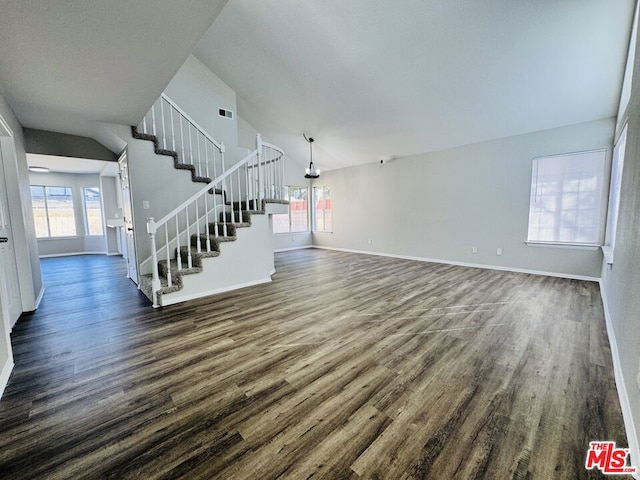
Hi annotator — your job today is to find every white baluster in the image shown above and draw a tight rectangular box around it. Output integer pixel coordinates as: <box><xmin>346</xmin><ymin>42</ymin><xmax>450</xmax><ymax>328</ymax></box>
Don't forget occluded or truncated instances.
<box><xmin>188</xmin><ymin>123</ymin><xmax>193</xmax><ymax>166</ymax></box>
<box><xmin>175</xmin><ymin>215</ymin><xmax>182</xmax><ymax>271</ymax></box>
<box><xmin>151</xmin><ymin>105</ymin><xmax>157</xmax><ymax>137</ymax></box>
<box><xmin>222</xmin><ymin>180</ymin><xmax>229</xmax><ymax>236</ymax></box>
<box><xmin>160</xmin><ymin>98</ymin><xmax>167</xmax><ymax>149</ymax></box>
<box><xmin>197</xmin><ymin>132</ymin><xmax>202</xmax><ymax>178</ymax></box>
<box><xmin>256</xmin><ymin>134</ymin><xmax>263</xmax><ymax>209</ymax></box>
<box><xmin>205</xmin><ymin>141</ymin><xmax>210</xmax><ymax>180</ymax></box>
<box><xmin>186</xmin><ymin>205</ymin><xmax>192</xmax><ymax>268</ymax></box>
<box><xmin>147</xmin><ymin>217</ymin><xmax>160</xmax><ymax>308</ymax></box>
<box><xmin>180</xmin><ymin>117</ymin><xmax>185</xmax><ymax>164</ymax></box>
<box><xmin>237</xmin><ymin>168</ymin><xmax>243</xmax><ymax>222</ymax></box>
<box><xmin>165</xmin><ymin>224</ymin><xmax>172</xmax><ymax>288</ymax></box>
<box><xmin>212</xmin><ymin>183</ymin><xmax>219</xmax><ymax>238</ymax></box>
<box><xmin>244</xmin><ymin>164</ymin><xmax>250</xmax><ymax>213</ymax></box>
<box><xmin>204</xmin><ymin>192</ymin><xmax>211</xmax><ymax>252</ymax></box>
<box><xmin>195</xmin><ymin>198</ymin><xmax>201</xmax><ymax>253</ymax></box>
<box><xmin>170</xmin><ymin>105</ymin><xmax>176</xmax><ymax>152</ymax></box>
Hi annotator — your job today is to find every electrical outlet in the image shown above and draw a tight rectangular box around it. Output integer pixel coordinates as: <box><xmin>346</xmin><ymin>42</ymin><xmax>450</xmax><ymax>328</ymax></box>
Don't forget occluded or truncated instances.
<box><xmin>472</xmin><ymin>246</ymin><xmax>478</xmax><ymax>254</ymax></box>
<box><xmin>142</xmin><ymin>200</ymin><xmax>150</xmax><ymax>210</ymax></box>
<box><xmin>496</xmin><ymin>247</ymin><xmax>503</xmax><ymax>256</ymax></box>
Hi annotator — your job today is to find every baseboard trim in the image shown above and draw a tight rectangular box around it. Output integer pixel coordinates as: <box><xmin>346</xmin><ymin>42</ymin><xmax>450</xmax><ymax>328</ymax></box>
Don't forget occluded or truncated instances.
<box><xmin>39</xmin><ymin>251</ymin><xmax>108</xmax><ymax>258</ymax></box>
<box><xmin>160</xmin><ymin>277</ymin><xmax>273</xmax><ymax>307</ymax></box>
<box><xmin>274</xmin><ymin>245</ymin><xmax>314</xmax><ymax>253</ymax></box>
<box><xmin>34</xmin><ymin>287</ymin><xmax>45</xmax><ymax>310</ymax></box>
<box><xmin>312</xmin><ymin>246</ymin><xmax>600</xmax><ymax>282</ymax></box>
<box><xmin>599</xmin><ymin>281</ymin><xmax>640</xmax><ymax>479</ymax></box>
<box><xmin>0</xmin><ymin>357</ymin><xmax>14</xmax><ymax>400</ymax></box>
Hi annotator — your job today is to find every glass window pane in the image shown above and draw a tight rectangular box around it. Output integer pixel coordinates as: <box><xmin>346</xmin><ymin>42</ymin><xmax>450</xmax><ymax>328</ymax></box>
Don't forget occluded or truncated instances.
<box><xmin>84</xmin><ymin>187</ymin><xmax>104</xmax><ymax>236</ymax></box>
<box><xmin>314</xmin><ymin>186</ymin><xmax>324</xmax><ymax>231</ymax></box>
<box><xmin>290</xmin><ymin>187</ymin><xmax>308</xmax><ymax>232</ymax></box>
<box><xmin>47</xmin><ymin>186</ymin><xmax>76</xmax><ymax>237</ymax></box>
<box><xmin>324</xmin><ymin>186</ymin><xmax>332</xmax><ymax>232</ymax></box>
<box><xmin>30</xmin><ymin>185</ymin><xmax>49</xmax><ymax>238</ymax></box>
<box><xmin>527</xmin><ymin>150</ymin><xmax>605</xmax><ymax>244</ymax></box>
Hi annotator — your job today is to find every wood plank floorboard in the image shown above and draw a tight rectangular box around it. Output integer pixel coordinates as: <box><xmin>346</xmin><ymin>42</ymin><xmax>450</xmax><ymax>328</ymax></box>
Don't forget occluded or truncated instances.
<box><xmin>0</xmin><ymin>250</ymin><xmax>631</xmax><ymax>479</ymax></box>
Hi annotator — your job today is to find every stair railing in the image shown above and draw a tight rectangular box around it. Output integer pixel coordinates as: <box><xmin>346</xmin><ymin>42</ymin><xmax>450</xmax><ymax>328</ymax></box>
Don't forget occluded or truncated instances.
<box><xmin>146</xmin><ymin>133</ymin><xmax>285</xmax><ymax>307</ymax></box>
<box><xmin>138</xmin><ymin>93</ymin><xmax>226</xmax><ymax>182</ymax></box>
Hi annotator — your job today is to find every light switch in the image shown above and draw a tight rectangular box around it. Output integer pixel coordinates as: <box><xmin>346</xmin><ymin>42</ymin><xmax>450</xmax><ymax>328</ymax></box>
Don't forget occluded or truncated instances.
<box><xmin>143</xmin><ymin>201</ymin><xmax>150</xmax><ymax>210</ymax></box>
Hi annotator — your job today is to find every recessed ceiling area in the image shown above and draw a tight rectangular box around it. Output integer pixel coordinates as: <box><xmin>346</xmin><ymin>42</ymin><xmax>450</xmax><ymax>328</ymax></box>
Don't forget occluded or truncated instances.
<box><xmin>195</xmin><ymin>0</ymin><xmax>636</xmax><ymax>171</ymax></box>
<box><xmin>26</xmin><ymin>154</ymin><xmax>119</xmax><ymax>176</ymax></box>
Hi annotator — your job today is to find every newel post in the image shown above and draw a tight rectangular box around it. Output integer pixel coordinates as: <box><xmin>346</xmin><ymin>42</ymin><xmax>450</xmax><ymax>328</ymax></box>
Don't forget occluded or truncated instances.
<box><xmin>147</xmin><ymin>217</ymin><xmax>161</xmax><ymax>308</ymax></box>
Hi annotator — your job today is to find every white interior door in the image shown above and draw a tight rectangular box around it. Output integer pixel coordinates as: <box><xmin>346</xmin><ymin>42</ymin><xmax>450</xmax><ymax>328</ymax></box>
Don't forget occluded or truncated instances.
<box><xmin>0</xmin><ymin>146</ymin><xmax>22</xmax><ymax>329</ymax></box>
<box><xmin>119</xmin><ymin>151</ymin><xmax>138</xmax><ymax>284</ymax></box>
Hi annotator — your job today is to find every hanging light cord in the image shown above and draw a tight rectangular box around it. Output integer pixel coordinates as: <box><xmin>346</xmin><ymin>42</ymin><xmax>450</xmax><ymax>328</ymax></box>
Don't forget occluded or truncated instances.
<box><xmin>303</xmin><ymin>133</ymin><xmax>314</xmax><ymax>168</ymax></box>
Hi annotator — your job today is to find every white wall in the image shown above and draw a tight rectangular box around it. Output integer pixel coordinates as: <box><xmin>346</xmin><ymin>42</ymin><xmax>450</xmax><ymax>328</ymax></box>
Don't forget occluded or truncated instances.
<box><xmin>600</xmin><ymin>14</ymin><xmax>640</xmax><ymax>467</ymax></box>
<box><xmin>313</xmin><ymin>118</ymin><xmax>615</xmax><ymax>279</ymax></box>
<box><xmin>29</xmin><ymin>172</ymin><xmax>112</xmax><ymax>257</ymax></box>
<box><xmin>164</xmin><ymin>55</ymin><xmax>247</xmax><ymax>166</ymax></box>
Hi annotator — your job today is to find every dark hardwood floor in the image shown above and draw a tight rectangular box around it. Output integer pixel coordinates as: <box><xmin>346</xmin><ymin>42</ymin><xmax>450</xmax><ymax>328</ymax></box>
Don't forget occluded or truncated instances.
<box><xmin>0</xmin><ymin>250</ymin><xmax>630</xmax><ymax>479</ymax></box>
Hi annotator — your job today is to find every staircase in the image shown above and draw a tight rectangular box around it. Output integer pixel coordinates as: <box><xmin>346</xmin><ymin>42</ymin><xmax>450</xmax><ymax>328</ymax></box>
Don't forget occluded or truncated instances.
<box><xmin>130</xmin><ymin>94</ymin><xmax>288</xmax><ymax>307</ymax></box>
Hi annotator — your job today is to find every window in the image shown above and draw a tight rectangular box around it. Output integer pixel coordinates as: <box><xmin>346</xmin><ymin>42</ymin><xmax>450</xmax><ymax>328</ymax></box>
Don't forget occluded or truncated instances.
<box><xmin>83</xmin><ymin>187</ymin><xmax>104</xmax><ymax>236</ymax></box>
<box><xmin>313</xmin><ymin>186</ymin><xmax>332</xmax><ymax>232</ymax></box>
<box><xmin>30</xmin><ymin>185</ymin><xmax>76</xmax><ymax>238</ymax></box>
<box><xmin>603</xmin><ymin>126</ymin><xmax>627</xmax><ymax>263</ymax></box>
<box><xmin>527</xmin><ymin>149</ymin><xmax>606</xmax><ymax>246</ymax></box>
<box><xmin>273</xmin><ymin>186</ymin><xmax>308</xmax><ymax>233</ymax></box>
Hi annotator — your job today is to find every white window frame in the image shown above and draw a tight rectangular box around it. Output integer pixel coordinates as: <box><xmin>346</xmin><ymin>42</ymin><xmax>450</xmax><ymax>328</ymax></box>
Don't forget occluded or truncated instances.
<box><xmin>525</xmin><ymin>148</ymin><xmax>607</xmax><ymax>248</ymax></box>
<box><xmin>273</xmin><ymin>185</ymin><xmax>309</xmax><ymax>234</ymax></box>
<box><xmin>82</xmin><ymin>186</ymin><xmax>104</xmax><ymax>237</ymax></box>
<box><xmin>602</xmin><ymin>125</ymin><xmax>627</xmax><ymax>264</ymax></box>
<box><xmin>313</xmin><ymin>186</ymin><xmax>332</xmax><ymax>233</ymax></box>
<box><xmin>30</xmin><ymin>185</ymin><xmax>77</xmax><ymax>239</ymax></box>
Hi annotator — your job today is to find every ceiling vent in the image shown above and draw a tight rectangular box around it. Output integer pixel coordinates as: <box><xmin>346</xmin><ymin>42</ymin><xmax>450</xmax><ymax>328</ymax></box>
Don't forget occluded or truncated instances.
<box><xmin>218</xmin><ymin>108</ymin><xmax>233</xmax><ymax>119</ymax></box>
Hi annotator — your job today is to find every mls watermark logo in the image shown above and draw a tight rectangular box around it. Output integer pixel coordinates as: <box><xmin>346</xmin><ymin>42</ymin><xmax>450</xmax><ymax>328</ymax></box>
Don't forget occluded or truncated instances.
<box><xmin>585</xmin><ymin>441</ymin><xmax>637</xmax><ymax>475</ymax></box>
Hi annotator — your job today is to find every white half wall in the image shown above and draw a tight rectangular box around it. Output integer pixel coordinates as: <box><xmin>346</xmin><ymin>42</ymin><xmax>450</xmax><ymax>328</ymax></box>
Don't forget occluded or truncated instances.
<box><xmin>312</xmin><ymin>118</ymin><xmax>615</xmax><ymax>279</ymax></box>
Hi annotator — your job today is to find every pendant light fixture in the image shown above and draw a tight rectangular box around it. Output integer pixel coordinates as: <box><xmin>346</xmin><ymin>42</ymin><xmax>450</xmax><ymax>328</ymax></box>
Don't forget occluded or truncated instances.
<box><xmin>303</xmin><ymin>133</ymin><xmax>320</xmax><ymax>179</ymax></box>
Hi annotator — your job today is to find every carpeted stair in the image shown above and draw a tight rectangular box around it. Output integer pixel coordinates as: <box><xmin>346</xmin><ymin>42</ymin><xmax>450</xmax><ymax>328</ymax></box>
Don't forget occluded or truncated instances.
<box><xmin>132</xmin><ymin>124</ymin><xmax>289</xmax><ymax>306</ymax></box>
<box><xmin>138</xmin><ymin>209</ymin><xmax>260</xmax><ymax>304</ymax></box>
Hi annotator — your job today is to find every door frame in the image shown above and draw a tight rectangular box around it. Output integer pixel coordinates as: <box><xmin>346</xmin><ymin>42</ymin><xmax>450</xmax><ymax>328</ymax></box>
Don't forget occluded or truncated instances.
<box><xmin>0</xmin><ymin>114</ymin><xmax>26</xmax><ymax>323</ymax></box>
<box><xmin>118</xmin><ymin>149</ymin><xmax>139</xmax><ymax>285</ymax></box>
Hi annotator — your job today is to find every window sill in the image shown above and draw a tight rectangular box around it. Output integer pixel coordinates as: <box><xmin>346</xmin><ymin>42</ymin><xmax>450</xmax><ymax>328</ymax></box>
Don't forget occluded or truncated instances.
<box><xmin>37</xmin><ymin>236</ymin><xmax>79</xmax><ymax>241</ymax></box>
<box><xmin>273</xmin><ymin>231</ymin><xmax>309</xmax><ymax>236</ymax></box>
<box><xmin>313</xmin><ymin>230</ymin><xmax>333</xmax><ymax>234</ymax></box>
<box><xmin>524</xmin><ymin>241</ymin><xmax>600</xmax><ymax>251</ymax></box>
<box><xmin>601</xmin><ymin>245</ymin><xmax>614</xmax><ymax>264</ymax></box>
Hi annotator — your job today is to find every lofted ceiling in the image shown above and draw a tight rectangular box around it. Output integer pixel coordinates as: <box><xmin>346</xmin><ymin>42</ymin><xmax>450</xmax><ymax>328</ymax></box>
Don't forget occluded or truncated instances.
<box><xmin>194</xmin><ymin>0</ymin><xmax>636</xmax><ymax>171</ymax></box>
<box><xmin>0</xmin><ymin>0</ymin><xmax>227</xmax><ymax>149</ymax></box>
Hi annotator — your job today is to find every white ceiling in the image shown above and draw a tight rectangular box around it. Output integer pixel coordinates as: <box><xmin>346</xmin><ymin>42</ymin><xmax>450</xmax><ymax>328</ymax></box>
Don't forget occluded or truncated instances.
<box><xmin>195</xmin><ymin>0</ymin><xmax>636</xmax><ymax>171</ymax></box>
<box><xmin>0</xmin><ymin>0</ymin><xmax>227</xmax><ymax>145</ymax></box>
<box><xmin>27</xmin><ymin>154</ymin><xmax>118</xmax><ymax>176</ymax></box>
